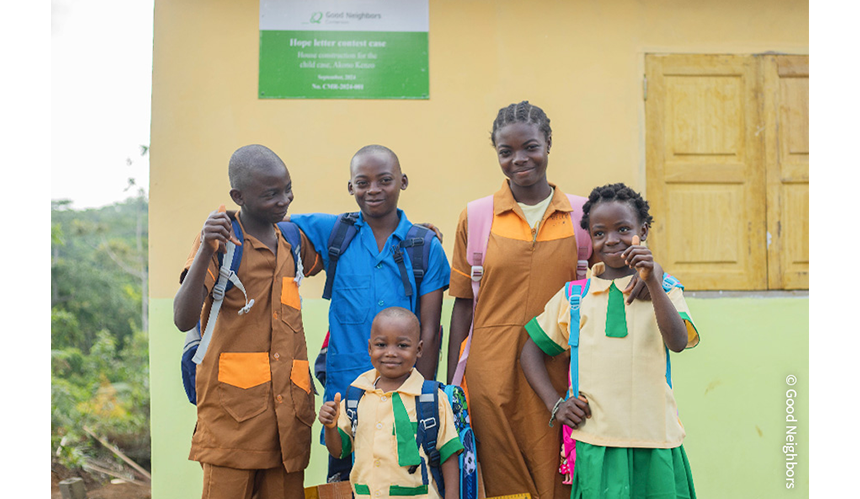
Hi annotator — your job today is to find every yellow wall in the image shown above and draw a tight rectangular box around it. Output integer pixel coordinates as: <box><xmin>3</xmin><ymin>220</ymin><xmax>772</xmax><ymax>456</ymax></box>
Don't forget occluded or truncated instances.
<box><xmin>150</xmin><ymin>0</ymin><xmax>807</xmax><ymax>301</ymax></box>
<box><xmin>150</xmin><ymin>1</ymin><xmax>808</xmax><ymax>497</ymax></box>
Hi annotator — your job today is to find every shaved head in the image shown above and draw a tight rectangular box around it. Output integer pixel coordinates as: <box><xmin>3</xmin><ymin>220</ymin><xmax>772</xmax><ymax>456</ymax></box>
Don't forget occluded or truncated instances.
<box><xmin>371</xmin><ymin>307</ymin><xmax>420</xmax><ymax>340</ymax></box>
<box><xmin>229</xmin><ymin>144</ymin><xmax>287</xmax><ymax>191</ymax></box>
<box><xmin>350</xmin><ymin>144</ymin><xmax>401</xmax><ymax>176</ymax></box>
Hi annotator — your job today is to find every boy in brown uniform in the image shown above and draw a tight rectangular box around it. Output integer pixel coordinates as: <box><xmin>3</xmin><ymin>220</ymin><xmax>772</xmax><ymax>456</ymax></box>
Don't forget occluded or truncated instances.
<box><xmin>174</xmin><ymin>144</ymin><xmax>323</xmax><ymax>498</ymax></box>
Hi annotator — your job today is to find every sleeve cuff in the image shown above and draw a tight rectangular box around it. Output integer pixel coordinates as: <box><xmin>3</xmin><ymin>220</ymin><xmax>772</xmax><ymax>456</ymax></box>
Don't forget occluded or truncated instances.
<box><xmin>337</xmin><ymin>427</ymin><xmax>353</xmax><ymax>459</ymax></box>
<box><xmin>525</xmin><ymin>317</ymin><xmax>566</xmax><ymax>356</ymax></box>
<box><xmin>438</xmin><ymin>437</ymin><xmax>464</xmax><ymax>464</ymax></box>
<box><xmin>679</xmin><ymin>312</ymin><xmax>700</xmax><ymax>348</ymax></box>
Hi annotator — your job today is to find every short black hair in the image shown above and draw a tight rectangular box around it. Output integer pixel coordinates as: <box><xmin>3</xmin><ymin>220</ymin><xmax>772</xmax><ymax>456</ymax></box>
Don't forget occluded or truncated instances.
<box><xmin>350</xmin><ymin>144</ymin><xmax>401</xmax><ymax>173</ymax></box>
<box><xmin>490</xmin><ymin>101</ymin><xmax>552</xmax><ymax>146</ymax></box>
<box><xmin>371</xmin><ymin>307</ymin><xmax>420</xmax><ymax>340</ymax></box>
<box><xmin>228</xmin><ymin>144</ymin><xmax>286</xmax><ymax>191</ymax></box>
<box><xmin>580</xmin><ymin>183</ymin><xmax>654</xmax><ymax>230</ymax></box>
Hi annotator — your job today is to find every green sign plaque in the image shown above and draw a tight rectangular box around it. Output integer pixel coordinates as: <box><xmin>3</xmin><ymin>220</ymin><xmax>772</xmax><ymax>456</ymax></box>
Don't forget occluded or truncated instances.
<box><xmin>259</xmin><ymin>1</ymin><xmax>429</xmax><ymax>99</ymax></box>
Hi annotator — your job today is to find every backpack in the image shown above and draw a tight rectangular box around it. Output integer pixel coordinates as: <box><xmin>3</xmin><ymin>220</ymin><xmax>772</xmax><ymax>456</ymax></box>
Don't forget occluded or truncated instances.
<box><xmin>562</xmin><ymin>273</ymin><xmax>684</xmax><ymax>471</ymax></box>
<box><xmin>321</xmin><ymin>212</ymin><xmax>437</xmax><ymax>301</ymax></box>
<box><xmin>345</xmin><ymin>381</ymin><xmax>478</xmax><ymax>499</ymax></box>
<box><xmin>451</xmin><ymin>193</ymin><xmax>592</xmax><ymax>386</ymax></box>
<box><xmin>180</xmin><ymin>218</ymin><xmax>304</xmax><ymax>405</ymax></box>
<box><xmin>313</xmin><ymin>212</ymin><xmax>441</xmax><ymax>386</ymax></box>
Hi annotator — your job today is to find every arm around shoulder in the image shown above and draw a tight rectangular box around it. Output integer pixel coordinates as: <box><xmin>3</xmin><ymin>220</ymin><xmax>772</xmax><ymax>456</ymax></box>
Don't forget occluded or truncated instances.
<box><xmin>416</xmin><ymin>288</ymin><xmax>444</xmax><ymax>379</ymax></box>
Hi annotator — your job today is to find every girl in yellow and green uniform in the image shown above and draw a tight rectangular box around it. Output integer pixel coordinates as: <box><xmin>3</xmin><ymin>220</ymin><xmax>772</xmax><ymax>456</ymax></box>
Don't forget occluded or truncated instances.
<box><xmin>522</xmin><ymin>183</ymin><xmax>699</xmax><ymax>499</ymax></box>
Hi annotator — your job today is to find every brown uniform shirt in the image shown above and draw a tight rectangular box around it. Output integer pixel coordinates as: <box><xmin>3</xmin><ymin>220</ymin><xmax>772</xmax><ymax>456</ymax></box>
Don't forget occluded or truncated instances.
<box><xmin>449</xmin><ymin>181</ymin><xmax>583</xmax><ymax>499</ymax></box>
<box><xmin>181</xmin><ymin>214</ymin><xmax>323</xmax><ymax>471</ymax></box>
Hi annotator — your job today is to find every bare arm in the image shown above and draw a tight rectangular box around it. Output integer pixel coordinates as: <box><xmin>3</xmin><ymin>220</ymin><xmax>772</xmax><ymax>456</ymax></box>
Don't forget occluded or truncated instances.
<box><xmin>319</xmin><ymin>394</ymin><xmax>344</xmax><ymax>458</ymax></box>
<box><xmin>623</xmin><ymin>244</ymin><xmax>687</xmax><ymax>352</ymax></box>
<box><xmin>441</xmin><ymin>454</ymin><xmax>460</xmax><ymax>499</ymax></box>
<box><xmin>446</xmin><ymin>297</ymin><xmax>472</xmax><ymax>384</ymax></box>
<box><xmin>521</xmin><ymin>338</ymin><xmax>591</xmax><ymax>428</ymax></box>
<box><xmin>416</xmin><ymin>289</ymin><xmax>444</xmax><ymax>379</ymax></box>
<box><xmin>173</xmin><ymin>209</ymin><xmax>237</xmax><ymax>331</ymax></box>
<box><xmin>521</xmin><ymin>338</ymin><xmax>562</xmax><ymax>411</ymax></box>
<box><xmin>173</xmin><ymin>243</ymin><xmax>214</xmax><ymax>331</ymax></box>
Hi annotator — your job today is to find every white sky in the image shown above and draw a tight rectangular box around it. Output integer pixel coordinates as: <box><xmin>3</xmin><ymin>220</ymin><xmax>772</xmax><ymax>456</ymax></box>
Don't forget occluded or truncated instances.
<box><xmin>51</xmin><ymin>0</ymin><xmax>154</xmax><ymax>209</ymax></box>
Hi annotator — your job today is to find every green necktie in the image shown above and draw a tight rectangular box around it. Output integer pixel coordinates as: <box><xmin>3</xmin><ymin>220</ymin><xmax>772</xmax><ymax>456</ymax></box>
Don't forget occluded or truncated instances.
<box><xmin>605</xmin><ymin>282</ymin><xmax>628</xmax><ymax>338</ymax></box>
<box><xmin>392</xmin><ymin>393</ymin><xmax>421</xmax><ymax>467</ymax></box>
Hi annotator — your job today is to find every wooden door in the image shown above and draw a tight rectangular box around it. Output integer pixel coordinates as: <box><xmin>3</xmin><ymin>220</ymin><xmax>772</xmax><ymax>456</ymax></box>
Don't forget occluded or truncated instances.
<box><xmin>645</xmin><ymin>54</ymin><xmax>767</xmax><ymax>290</ymax></box>
<box><xmin>764</xmin><ymin>55</ymin><xmax>809</xmax><ymax>289</ymax></box>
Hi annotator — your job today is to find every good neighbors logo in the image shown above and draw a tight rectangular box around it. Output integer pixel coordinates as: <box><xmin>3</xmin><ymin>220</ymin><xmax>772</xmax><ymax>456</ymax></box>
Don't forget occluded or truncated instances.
<box><xmin>306</xmin><ymin>10</ymin><xmax>382</xmax><ymax>24</ymax></box>
<box><xmin>783</xmin><ymin>375</ymin><xmax>799</xmax><ymax>489</ymax></box>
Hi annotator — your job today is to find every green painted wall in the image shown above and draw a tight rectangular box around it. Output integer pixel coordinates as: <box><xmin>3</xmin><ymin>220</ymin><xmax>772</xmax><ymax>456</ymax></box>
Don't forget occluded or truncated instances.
<box><xmin>150</xmin><ymin>296</ymin><xmax>808</xmax><ymax>498</ymax></box>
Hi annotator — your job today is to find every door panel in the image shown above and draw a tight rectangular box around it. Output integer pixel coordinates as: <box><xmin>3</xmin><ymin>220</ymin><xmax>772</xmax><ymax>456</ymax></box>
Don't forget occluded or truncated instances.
<box><xmin>765</xmin><ymin>55</ymin><xmax>809</xmax><ymax>289</ymax></box>
<box><xmin>645</xmin><ymin>54</ymin><xmax>767</xmax><ymax>290</ymax></box>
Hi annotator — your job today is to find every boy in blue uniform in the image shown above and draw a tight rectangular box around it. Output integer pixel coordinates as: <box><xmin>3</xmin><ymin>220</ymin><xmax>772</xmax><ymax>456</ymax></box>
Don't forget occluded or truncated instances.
<box><xmin>291</xmin><ymin>145</ymin><xmax>450</xmax><ymax>481</ymax></box>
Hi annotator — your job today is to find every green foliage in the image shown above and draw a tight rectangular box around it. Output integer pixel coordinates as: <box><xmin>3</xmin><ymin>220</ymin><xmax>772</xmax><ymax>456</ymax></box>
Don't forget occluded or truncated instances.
<box><xmin>51</xmin><ymin>195</ymin><xmax>151</xmax><ymax>470</ymax></box>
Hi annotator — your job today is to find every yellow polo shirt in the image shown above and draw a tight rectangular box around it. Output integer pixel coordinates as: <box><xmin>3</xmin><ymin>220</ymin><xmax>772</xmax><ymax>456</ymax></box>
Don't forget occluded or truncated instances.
<box><xmin>525</xmin><ymin>273</ymin><xmax>699</xmax><ymax>449</ymax></box>
<box><xmin>335</xmin><ymin>369</ymin><xmax>464</xmax><ymax>498</ymax></box>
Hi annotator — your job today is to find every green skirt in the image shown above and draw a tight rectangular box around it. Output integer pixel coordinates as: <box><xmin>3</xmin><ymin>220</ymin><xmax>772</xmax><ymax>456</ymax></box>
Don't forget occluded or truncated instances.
<box><xmin>571</xmin><ymin>441</ymin><xmax>696</xmax><ymax>499</ymax></box>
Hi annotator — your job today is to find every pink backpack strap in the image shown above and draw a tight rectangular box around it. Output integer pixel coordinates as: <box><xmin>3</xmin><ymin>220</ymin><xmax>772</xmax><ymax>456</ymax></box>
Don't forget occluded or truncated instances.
<box><xmin>452</xmin><ymin>195</ymin><xmax>494</xmax><ymax>386</ymax></box>
<box><xmin>565</xmin><ymin>194</ymin><xmax>592</xmax><ymax>280</ymax></box>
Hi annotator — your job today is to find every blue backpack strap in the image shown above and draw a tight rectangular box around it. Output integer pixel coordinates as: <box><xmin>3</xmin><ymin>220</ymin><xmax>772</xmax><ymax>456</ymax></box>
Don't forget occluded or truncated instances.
<box><xmin>660</xmin><ymin>272</ymin><xmax>683</xmax><ymax>388</ymax></box>
<box><xmin>400</xmin><ymin>225</ymin><xmax>436</xmax><ymax>293</ymax></box>
<box><xmin>322</xmin><ymin>212</ymin><xmax>360</xmax><ymax>300</ymax></box>
<box><xmin>392</xmin><ymin>245</ymin><xmax>414</xmax><ymax>298</ymax></box>
<box><xmin>345</xmin><ymin>385</ymin><xmax>365</xmax><ymax>439</ymax></box>
<box><xmin>415</xmin><ymin>380</ymin><xmax>444</xmax><ymax>496</ymax></box>
<box><xmin>276</xmin><ymin>221</ymin><xmax>302</xmax><ymax>272</ymax></box>
<box><xmin>662</xmin><ymin>272</ymin><xmax>684</xmax><ymax>292</ymax></box>
<box><xmin>566</xmin><ymin>279</ymin><xmax>590</xmax><ymax>399</ymax></box>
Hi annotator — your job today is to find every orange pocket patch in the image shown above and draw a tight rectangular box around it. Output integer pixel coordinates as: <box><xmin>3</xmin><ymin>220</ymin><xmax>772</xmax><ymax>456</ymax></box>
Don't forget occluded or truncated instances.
<box><xmin>218</xmin><ymin>352</ymin><xmax>271</xmax><ymax>389</ymax></box>
<box><xmin>281</xmin><ymin>277</ymin><xmax>301</xmax><ymax>309</ymax></box>
<box><xmin>291</xmin><ymin>359</ymin><xmax>312</xmax><ymax>394</ymax></box>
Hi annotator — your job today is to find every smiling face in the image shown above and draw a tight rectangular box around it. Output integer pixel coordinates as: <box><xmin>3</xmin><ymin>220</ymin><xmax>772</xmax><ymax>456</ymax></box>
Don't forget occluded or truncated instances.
<box><xmin>368</xmin><ymin>310</ymin><xmax>422</xmax><ymax>388</ymax></box>
<box><xmin>348</xmin><ymin>150</ymin><xmax>407</xmax><ymax>220</ymax></box>
<box><xmin>493</xmin><ymin>122</ymin><xmax>551</xmax><ymax>189</ymax></box>
<box><xmin>231</xmin><ymin>159</ymin><xmax>294</xmax><ymax>225</ymax></box>
<box><xmin>588</xmin><ymin>200</ymin><xmax>649</xmax><ymax>279</ymax></box>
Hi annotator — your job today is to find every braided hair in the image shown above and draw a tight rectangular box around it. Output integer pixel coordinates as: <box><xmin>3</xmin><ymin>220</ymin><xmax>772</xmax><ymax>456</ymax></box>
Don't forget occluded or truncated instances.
<box><xmin>490</xmin><ymin>101</ymin><xmax>552</xmax><ymax>146</ymax></box>
<box><xmin>580</xmin><ymin>183</ymin><xmax>654</xmax><ymax>230</ymax></box>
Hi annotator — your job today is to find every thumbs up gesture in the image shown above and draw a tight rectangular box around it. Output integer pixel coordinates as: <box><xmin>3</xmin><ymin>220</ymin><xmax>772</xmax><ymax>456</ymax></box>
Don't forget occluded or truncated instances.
<box><xmin>319</xmin><ymin>392</ymin><xmax>341</xmax><ymax>429</ymax></box>
<box><xmin>623</xmin><ymin>234</ymin><xmax>659</xmax><ymax>283</ymax></box>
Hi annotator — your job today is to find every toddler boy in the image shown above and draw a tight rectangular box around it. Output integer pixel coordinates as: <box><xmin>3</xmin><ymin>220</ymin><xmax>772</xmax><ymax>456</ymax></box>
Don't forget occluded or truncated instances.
<box><xmin>319</xmin><ymin>308</ymin><xmax>462</xmax><ymax>499</ymax></box>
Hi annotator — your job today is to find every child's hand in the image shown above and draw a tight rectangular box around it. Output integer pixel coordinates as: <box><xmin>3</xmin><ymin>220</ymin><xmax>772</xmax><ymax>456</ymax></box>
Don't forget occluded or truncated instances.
<box><xmin>318</xmin><ymin>392</ymin><xmax>341</xmax><ymax>428</ymax></box>
<box><xmin>416</xmin><ymin>222</ymin><xmax>443</xmax><ymax>243</ymax></box>
<box><xmin>622</xmin><ymin>273</ymin><xmax>652</xmax><ymax>304</ymax></box>
<box><xmin>622</xmin><ymin>235</ymin><xmax>661</xmax><ymax>285</ymax></box>
<box><xmin>556</xmin><ymin>395</ymin><xmax>591</xmax><ymax>429</ymax></box>
<box><xmin>202</xmin><ymin>205</ymin><xmax>242</xmax><ymax>253</ymax></box>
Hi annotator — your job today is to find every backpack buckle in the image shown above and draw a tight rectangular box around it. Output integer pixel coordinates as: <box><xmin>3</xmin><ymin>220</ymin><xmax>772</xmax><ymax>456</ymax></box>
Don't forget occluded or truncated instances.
<box><xmin>212</xmin><ymin>281</ymin><xmax>227</xmax><ymax>301</ymax></box>
<box><xmin>569</xmin><ymin>293</ymin><xmax>581</xmax><ymax>312</ymax></box>
<box><xmin>576</xmin><ymin>259</ymin><xmax>588</xmax><ymax>278</ymax></box>
<box><xmin>420</xmin><ymin>417</ymin><xmax>437</xmax><ymax>430</ymax></box>
<box><xmin>470</xmin><ymin>266</ymin><xmax>483</xmax><ymax>282</ymax></box>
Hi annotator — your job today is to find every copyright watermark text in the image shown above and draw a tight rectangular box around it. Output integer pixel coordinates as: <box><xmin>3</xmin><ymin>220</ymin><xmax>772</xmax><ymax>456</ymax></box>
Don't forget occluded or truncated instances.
<box><xmin>784</xmin><ymin>375</ymin><xmax>799</xmax><ymax>489</ymax></box>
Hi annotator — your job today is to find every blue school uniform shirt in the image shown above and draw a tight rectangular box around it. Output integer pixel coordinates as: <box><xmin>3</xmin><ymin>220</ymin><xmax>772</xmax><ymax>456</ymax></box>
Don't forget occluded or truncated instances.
<box><xmin>291</xmin><ymin>210</ymin><xmax>451</xmax><ymax>404</ymax></box>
